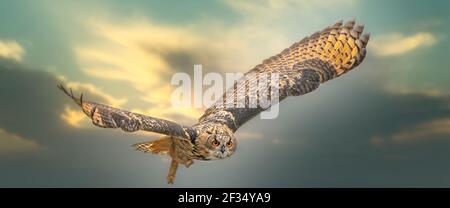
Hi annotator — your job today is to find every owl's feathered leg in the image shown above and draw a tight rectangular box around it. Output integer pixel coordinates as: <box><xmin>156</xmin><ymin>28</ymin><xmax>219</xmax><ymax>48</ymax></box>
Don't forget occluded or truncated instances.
<box><xmin>167</xmin><ymin>159</ymin><xmax>178</xmax><ymax>184</ymax></box>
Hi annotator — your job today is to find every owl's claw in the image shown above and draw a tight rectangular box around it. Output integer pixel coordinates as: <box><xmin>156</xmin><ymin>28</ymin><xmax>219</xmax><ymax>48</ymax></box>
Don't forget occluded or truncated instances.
<box><xmin>167</xmin><ymin>175</ymin><xmax>175</xmax><ymax>184</ymax></box>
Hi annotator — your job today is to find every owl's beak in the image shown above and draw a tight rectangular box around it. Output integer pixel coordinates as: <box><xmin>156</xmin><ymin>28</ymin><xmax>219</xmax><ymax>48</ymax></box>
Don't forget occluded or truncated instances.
<box><xmin>220</xmin><ymin>145</ymin><xmax>225</xmax><ymax>154</ymax></box>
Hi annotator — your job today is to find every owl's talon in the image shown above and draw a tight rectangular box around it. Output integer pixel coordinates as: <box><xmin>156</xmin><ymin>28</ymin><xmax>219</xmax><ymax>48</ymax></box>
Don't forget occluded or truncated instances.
<box><xmin>167</xmin><ymin>175</ymin><xmax>175</xmax><ymax>184</ymax></box>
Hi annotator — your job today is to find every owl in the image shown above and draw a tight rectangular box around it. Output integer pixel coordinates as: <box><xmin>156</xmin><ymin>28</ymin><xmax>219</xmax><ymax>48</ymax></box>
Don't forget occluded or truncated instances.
<box><xmin>58</xmin><ymin>20</ymin><xmax>370</xmax><ymax>184</ymax></box>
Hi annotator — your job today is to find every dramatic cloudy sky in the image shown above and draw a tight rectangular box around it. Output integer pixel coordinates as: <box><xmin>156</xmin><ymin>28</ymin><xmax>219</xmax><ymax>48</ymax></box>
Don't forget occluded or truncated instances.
<box><xmin>0</xmin><ymin>0</ymin><xmax>449</xmax><ymax>187</ymax></box>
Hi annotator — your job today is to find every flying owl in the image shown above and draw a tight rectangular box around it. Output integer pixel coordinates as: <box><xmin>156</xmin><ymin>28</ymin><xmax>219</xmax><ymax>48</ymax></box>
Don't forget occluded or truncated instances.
<box><xmin>58</xmin><ymin>20</ymin><xmax>370</xmax><ymax>184</ymax></box>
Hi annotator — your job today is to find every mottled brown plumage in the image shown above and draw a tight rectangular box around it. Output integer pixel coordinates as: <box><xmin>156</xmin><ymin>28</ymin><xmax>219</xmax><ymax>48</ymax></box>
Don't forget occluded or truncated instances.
<box><xmin>59</xmin><ymin>20</ymin><xmax>370</xmax><ymax>184</ymax></box>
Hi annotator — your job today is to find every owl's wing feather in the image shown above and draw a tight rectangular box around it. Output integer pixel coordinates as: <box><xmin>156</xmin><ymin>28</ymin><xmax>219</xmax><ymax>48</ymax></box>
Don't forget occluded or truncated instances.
<box><xmin>58</xmin><ymin>84</ymin><xmax>189</xmax><ymax>139</ymax></box>
<box><xmin>198</xmin><ymin>20</ymin><xmax>370</xmax><ymax>131</ymax></box>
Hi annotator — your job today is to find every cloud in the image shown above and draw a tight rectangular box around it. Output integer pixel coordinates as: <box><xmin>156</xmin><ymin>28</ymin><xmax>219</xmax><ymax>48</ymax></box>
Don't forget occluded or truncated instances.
<box><xmin>224</xmin><ymin>0</ymin><xmax>356</xmax><ymax>17</ymax></box>
<box><xmin>371</xmin><ymin>32</ymin><xmax>437</xmax><ymax>56</ymax></box>
<box><xmin>224</xmin><ymin>0</ymin><xmax>293</xmax><ymax>15</ymax></box>
<box><xmin>74</xmin><ymin>20</ymin><xmax>207</xmax><ymax>122</ymax></box>
<box><xmin>383</xmin><ymin>83</ymin><xmax>449</xmax><ymax>98</ymax></box>
<box><xmin>0</xmin><ymin>59</ymin><xmax>68</xmax><ymax>145</ymax></box>
<box><xmin>0</xmin><ymin>40</ymin><xmax>25</xmax><ymax>61</ymax></box>
<box><xmin>72</xmin><ymin>17</ymin><xmax>291</xmax><ymax>123</ymax></box>
<box><xmin>0</xmin><ymin>128</ymin><xmax>40</xmax><ymax>154</ymax></box>
<box><xmin>373</xmin><ymin>118</ymin><xmax>450</xmax><ymax>144</ymax></box>
<box><xmin>60</xmin><ymin>105</ymin><xmax>87</xmax><ymax>128</ymax></box>
<box><xmin>63</xmin><ymin>80</ymin><xmax>128</xmax><ymax>108</ymax></box>
<box><xmin>75</xmin><ymin>20</ymin><xmax>200</xmax><ymax>90</ymax></box>
<box><xmin>370</xmin><ymin>136</ymin><xmax>385</xmax><ymax>146</ymax></box>
<box><xmin>392</xmin><ymin>118</ymin><xmax>450</xmax><ymax>142</ymax></box>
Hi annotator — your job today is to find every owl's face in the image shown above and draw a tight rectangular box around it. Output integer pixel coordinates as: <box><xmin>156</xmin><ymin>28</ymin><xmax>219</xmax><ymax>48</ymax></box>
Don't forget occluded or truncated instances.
<box><xmin>198</xmin><ymin>125</ymin><xmax>236</xmax><ymax>160</ymax></box>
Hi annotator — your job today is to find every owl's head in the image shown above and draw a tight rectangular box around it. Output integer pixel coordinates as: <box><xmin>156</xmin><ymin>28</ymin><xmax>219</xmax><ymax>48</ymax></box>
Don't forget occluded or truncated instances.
<box><xmin>196</xmin><ymin>124</ymin><xmax>236</xmax><ymax>160</ymax></box>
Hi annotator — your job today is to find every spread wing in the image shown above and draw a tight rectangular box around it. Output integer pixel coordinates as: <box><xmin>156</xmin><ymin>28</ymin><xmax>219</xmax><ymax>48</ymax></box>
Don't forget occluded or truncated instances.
<box><xmin>58</xmin><ymin>84</ymin><xmax>189</xmax><ymax>139</ymax></box>
<box><xmin>198</xmin><ymin>20</ymin><xmax>370</xmax><ymax>131</ymax></box>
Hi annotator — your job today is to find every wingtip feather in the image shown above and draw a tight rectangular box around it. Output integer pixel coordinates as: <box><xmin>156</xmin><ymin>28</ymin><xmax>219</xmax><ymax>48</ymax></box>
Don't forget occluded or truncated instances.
<box><xmin>57</xmin><ymin>83</ymin><xmax>83</xmax><ymax>106</ymax></box>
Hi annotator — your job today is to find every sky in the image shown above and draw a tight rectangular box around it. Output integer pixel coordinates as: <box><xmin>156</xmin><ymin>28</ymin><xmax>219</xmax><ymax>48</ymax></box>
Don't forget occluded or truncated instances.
<box><xmin>0</xmin><ymin>0</ymin><xmax>449</xmax><ymax>187</ymax></box>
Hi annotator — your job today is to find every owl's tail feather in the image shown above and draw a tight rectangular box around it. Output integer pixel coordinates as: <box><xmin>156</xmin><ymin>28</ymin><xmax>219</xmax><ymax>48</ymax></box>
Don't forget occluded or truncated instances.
<box><xmin>133</xmin><ymin>136</ymin><xmax>172</xmax><ymax>155</ymax></box>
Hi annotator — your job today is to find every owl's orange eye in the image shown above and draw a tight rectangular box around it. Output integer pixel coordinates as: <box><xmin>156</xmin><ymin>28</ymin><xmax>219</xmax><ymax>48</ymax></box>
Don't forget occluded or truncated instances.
<box><xmin>212</xmin><ymin>139</ymin><xmax>220</xmax><ymax>147</ymax></box>
<box><xmin>226</xmin><ymin>141</ymin><xmax>233</xmax><ymax>147</ymax></box>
